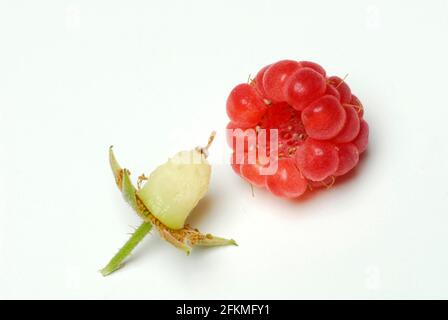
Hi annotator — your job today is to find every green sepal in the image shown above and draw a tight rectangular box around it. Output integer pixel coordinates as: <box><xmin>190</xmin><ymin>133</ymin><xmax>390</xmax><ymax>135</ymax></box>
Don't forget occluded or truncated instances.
<box><xmin>195</xmin><ymin>236</ymin><xmax>238</xmax><ymax>247</ymax></box>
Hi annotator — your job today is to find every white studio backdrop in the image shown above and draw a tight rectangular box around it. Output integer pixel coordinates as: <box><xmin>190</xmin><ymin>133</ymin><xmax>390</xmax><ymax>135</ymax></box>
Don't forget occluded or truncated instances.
<box><xmin>0</xmin><ymin>0</ymin><xmax>448</xmax><ymax>299</ymax></box>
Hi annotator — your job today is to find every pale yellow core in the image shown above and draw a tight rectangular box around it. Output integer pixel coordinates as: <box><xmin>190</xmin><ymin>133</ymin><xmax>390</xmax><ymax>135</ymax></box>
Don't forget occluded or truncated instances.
<box><xmin>137</xmin><ymin>149</ymin><xmax>211</xmax><ymax>230</ymax></box>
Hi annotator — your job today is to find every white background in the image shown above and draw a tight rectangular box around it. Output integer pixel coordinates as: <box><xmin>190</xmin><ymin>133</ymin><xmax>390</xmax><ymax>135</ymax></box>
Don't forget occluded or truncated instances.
<box><xmin>1</xmin><ymin>0</ymin><xmax>448</xmax><ymax>299</ymax></box>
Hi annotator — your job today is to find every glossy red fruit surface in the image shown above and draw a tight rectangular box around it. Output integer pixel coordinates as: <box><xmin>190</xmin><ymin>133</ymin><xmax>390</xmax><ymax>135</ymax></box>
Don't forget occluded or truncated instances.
<box><xmin>301</xmin><ymin>95</ymin><xmax>347</xmax><ymax>140</ymax></box>
<box><xmin>226</xmin><ymin>83</ymin><xmax>267</xmax><ymax>127</ymax></box>
<box><xmin>349</xmin><ymin>94</ymin><xmax>364</xmax><ymax>118</ymax></box>
<box><xmin>308</xmin><ymin>176</ymin><xmax>335</xmax><ymax>189</ymax></box>
<box><xmin>298</xmin><ymin>61</ymin><xmax>326</xmax><ymax>77</ymax></box>
<box><xmin>265</xmin><ymin>158</ymin><xmax>308</xmax><ymax>198</ymax></box>
<box><xmin>328</xmin><ymin>76</ymin><xmax>352</xmax><ymax>104</ymax></box>
<box><xmin>332</xmin><ymin>106</ymin><xmax>360</xmax><ymax>143</ymax></box>
<box><xmin>262</xmin><ymin>60</ymin><xmax>301</xmax><ymax>102</ymax></box>
<box><xmin>284</xmin><ymin>68</ymin><xmax>327</xmax><ymax>111</ymax></box>
<box><xmin>240</xmin><ymin>154</ymin><xmax>269</xmax><ymax>187</ymax></box>
<box><xmin>353</xmin><ymin>119</ymin><xmax>369</xmax><ymax>154</ymax></box>
<box><xmin>254</xmin><ymin>64</ymin><xmax>270</xmax><ymax>97</ymax></box>
<box><xmin>295</xmin><ymin>139</ymin><xmax>339</xmax><ymax>181</ymax></box>
<box><xmin>334</xmin><ymin>143</ymin><xmax>359</xmax><ymax>176</ymax></box>
<box><xmin>325</xmin><ymin>84</ymin><xmax>341</xmax><ymax>100</ymax></box>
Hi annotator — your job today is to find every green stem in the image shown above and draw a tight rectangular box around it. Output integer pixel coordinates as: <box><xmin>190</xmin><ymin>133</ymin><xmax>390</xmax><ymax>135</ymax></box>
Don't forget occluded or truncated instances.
<box><xmin>101</xmin><ymin>222</ymin><xmax>152</xmax><ymax>276</ymax></box>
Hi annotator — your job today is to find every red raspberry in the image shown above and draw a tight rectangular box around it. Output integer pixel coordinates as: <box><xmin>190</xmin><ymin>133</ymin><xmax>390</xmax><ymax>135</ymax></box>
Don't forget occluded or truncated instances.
<box><xmin>353</xmin><ymin>119</ymin><xmax>369</xmax><ymax>154</ymax></box>
<box><xmin>298</xmin><ymin>61</ymin><xmax>327</xmax><ymax>77</ymax></box>
<box><xmin>230</xmin><ymin>152</ymin><xmax>242</xmax><ymax>175</ymax></box>
<box><xmin>226</xmin><ymin>83</ymin><xmax>267</xmax><ymax>127</ymax></box>
<box><xmin>266</xmin><ymin>158</ymin><xmax>308</xmax><ymax>198</ymax></box>
<box><xmin>328</xmin><ymin>76</ymin><xmax>352</xmax><ymax>104</ymax></box>
<box><xmin>349</xmin><ymin>94</ymin><xmax>364</xmax><ymax>118</ymax></box>
<box><xmin>226</xmin><ymin>60</ymin><xmax>369</xmax><ymax>199</ymax></box>
<box><xmin>226</xmin><ymin>122</ymin><xmax>257</xmax><ymax>153</ymax></box>
<box><xmin>332</xmin><ymin>105</ymin><xmax>360</xmax><ymax>143</ymax></box>
<box><xmin>334</xmin><ymin>143</ymin><xmax>359</xmax><ymax>176</ymax></box>
<box><xmin>240</xmin><ymin>153</ymin><xmax>271</xmax><ymax>188</ymax></box>
<box><xmin>295</xmin><ymin>138</ymin><xmax>339</xmax><ymax>181</ymax></box>
<box><xmin>301</xmin><ymin>95</ymin><xmax>347</xmax><ymax>140</ymax></box>
<box><xmin>262</xmin><ymin>60</ymin><xmax>301</xmax><ymax>102</ymax></box>
<box><xmin>325</xmin><ymin>84</ymin><xmax>341</xmax><ymax>100</ymax></box>
<box><xmin>258</xmin><ymin>102</ymin><xmax>306</xmax><ymax>158</ymax></box>
<box><xmin>253</xmin><ymin>64</ymin><xmax>270</xmax><ymax>97</ymax></box>
<box><xmin>308</xmin><ymin>176</ymin><xmax>335</xmax><ymax>189</ymax></box>
<box><xmin>284</xmin><ymin>68</ymin><xmax>327</xmax><ymax>111</ymax></box>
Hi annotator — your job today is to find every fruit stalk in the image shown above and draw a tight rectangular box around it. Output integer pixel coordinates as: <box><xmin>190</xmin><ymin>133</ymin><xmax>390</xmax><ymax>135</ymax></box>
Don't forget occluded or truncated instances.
<box><xmin>100</xmin><ymin>222</ymin><xmax>152</xmax><ymax>276</ymax></box>
<box><xmin>102</xmin><ymin>135</ymin><xmax>236</xmax><ymax>276</ymax></box>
